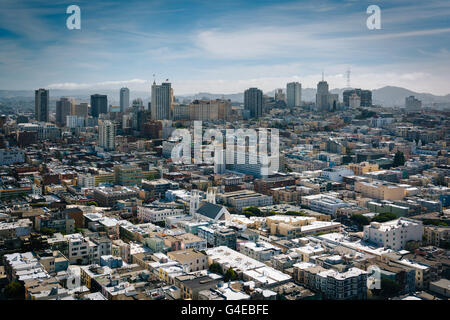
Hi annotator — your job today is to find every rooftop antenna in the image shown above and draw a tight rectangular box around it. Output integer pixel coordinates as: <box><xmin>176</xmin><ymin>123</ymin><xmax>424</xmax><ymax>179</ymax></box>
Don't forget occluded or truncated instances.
<box><xmin>322</xmin><ymin>70</ymin><xmax>324</xmax><ymax>81</ymax></box>
<box><xmin>152</xmin><ymin>74</ymin><xmax>156</xmax><ymax>84</ymax></box>
<box><xmin>346</xmin><ymin>68</ymin><xmax>351</xmax><ymax>89</ymax></box>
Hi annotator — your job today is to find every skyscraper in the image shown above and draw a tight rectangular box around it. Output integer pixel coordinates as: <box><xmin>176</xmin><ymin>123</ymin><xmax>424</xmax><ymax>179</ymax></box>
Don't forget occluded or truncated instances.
<box><xmin>98</xmin><ymin>120</ymin><xmax>115</xmax><ymax>151</ymax></box>
<box><xmin>286</xmin><ymin>82</ymin><xmax>301</xmax><ymax>108</ymax></box>
<box><xmin>35</xmin><ymin>89</ymin><xmax>49</xmax><ymax>122</ymax></box>
<box><xmin>244</xmin><ymin>88</ymin><xmax>263</xmax><ymax>119</ymax></box>
<box><xmin>151</xmin><ymin>82</ymin><xmax>172</xmax><ymax>120</ymax></box>
<box><xmin>90</xmin><ymin>94</ymin><xmax>108</xmax><ymax>118</ymax></box>
<box><xmin>316</xmin><ymin>79</ymin><xmax>338</xmax><ymax>111</ymax></box>
<box><xmin>56</xmin><ymin>97</ymin><xmax>72</xmax><ymax>126</ymax></box>
<box><xmin>120</xmin><ymin>87</ymin><xmax>130</xmax><ymax>113</ymax></box>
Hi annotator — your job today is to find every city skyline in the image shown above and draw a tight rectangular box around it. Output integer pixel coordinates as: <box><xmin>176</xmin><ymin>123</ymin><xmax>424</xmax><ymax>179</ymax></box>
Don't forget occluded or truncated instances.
<box><xmin>0</xmin><ymin>0</ymin><xmax>450</xmax><ymax>95</ymax></box>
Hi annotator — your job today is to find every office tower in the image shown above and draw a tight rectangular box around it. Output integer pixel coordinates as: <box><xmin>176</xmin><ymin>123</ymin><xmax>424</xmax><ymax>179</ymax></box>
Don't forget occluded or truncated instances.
<box><xmin>90</xmin><ymin>94</ymin><xmax>108</xmax><ymax>118</ymax></box>
<box><xmin>316</xmin><ymin>79</ymin><xmax>338</xmax><ymax>111</ymax></box>
<box><xmin>244</xmin><ymin>88</ymin><xmax>263</xmax><ymax>119</ymax></box>
<box><xmin>120</xmin><ymin>87</ymin><xmax>130</xmax><ymax>113</ymax></box>
<box><xmin>35</xmin><ymin>89</ymin><xmax>49</xmax><ymax>122</ymax></box>
<box><xmin>343</xmin><ymin>89</ymin><xmax>372</xmax><ymax>107</ymax></box>
<box><xmin>316</xmin><ymin>80</ymin><xmax>329</xmax><ymax>111</ymax></box>
<box><xmin>98</xmin><ymin>120</ymin><xmax>115</xmax><ymax>151</ymax></box>
<box><xmin>151</xmin><ymin>82</ymin><xmax>172</xmax><ymax>120</ymax></box>
<box><xmin>56</xmin><ymin>97</ymin><xmax>72</xmax><ymax>126</ymax></box>
<box><xmin>286</xmin><ymin>82</ymin><xmax>301</xmax><ymax>107</ymax></box>
<box><xmin>72</xmin><ymin>102</ymin><xmax>89</xmax><ymax>118</ymax></box>
<box><xmin>405</xmin><ymin>96</ymin><xmax>422</xmax><ymax>110</ymax></box>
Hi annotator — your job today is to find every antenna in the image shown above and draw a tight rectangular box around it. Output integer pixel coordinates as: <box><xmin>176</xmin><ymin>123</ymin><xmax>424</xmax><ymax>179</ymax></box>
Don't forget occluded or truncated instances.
<box><xmin>322</xmin><ymin>70</ymin><xmax>324</xmax><ymax>81</ymax></box>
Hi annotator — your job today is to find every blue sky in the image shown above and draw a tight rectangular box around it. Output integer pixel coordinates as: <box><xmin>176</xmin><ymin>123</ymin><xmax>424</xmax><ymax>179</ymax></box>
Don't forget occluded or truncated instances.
<box><xmin>0</xmin><ymin>0</ymin><xmax>450</xmax><ymax>94</ymax></box>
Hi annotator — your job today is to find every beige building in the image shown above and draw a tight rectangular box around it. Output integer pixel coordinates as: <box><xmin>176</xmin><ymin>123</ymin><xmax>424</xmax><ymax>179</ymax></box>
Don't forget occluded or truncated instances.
<box><xmin>167</xmin><ymin>249</ymin><xmax>208</xmax><ymax>272</ymax></box>
<box><xmin>355</xmin><ymin>180</ymin><xmax>405</xmax><ymax>200</ymax></box>
<box><xmin>423</xmin><ymin>226</ymin><xmax>450</xmax><ymax>247</ymax></box>
<box><xmin>189</xmin><ymin>99</ymin><xmax>232</xmax><ymax>121</ymax></box>
<box><xmin>348</xmin><ymin>162</ymin><xmax>379</xmax><ymax>176</ymax></box>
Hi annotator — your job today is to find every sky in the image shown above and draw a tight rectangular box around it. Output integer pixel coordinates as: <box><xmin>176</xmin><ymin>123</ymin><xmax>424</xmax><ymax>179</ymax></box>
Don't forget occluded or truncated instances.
<box><xmin>0</xmin><ymin>0</ymin><xmax>450</xmax><ymax>95</ymax></box>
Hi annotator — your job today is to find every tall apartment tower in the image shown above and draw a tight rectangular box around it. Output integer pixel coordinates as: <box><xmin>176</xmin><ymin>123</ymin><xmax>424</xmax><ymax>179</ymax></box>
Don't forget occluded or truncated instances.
<box><xmin>316</xmin><ymin>79</ymin><xmax>338</xmax><ymax>111</ymax></box>
<box><xmin>286</xmin><ymin>82</ymin><xmax>301</xmax><ymax>107</ymax></box>
<box><xmin>151</xmin><ymin>82</ymin><xmax>172</xmax><ymax>120</ymax></box>
<box><xmin>56</xmin><ymin>97</ymin><xmax>72</xmax><ymax>126</ymax></box>
<box><xmin>35</xmin><ymin>89</ymin><xmax>49</xmax><ymax>122</ymax></box>
<box><xmin>98</xmin><ymin>120</ymin><xmax>115</xmax><ymax>151</ymax></box>
<box><xmin>120</xmin><ymin>87</ymin><xmax>130</xmax><ymax>113</ymax></box>
<box><xmin>244</xmin><ymin>87</ymin><xmax>263</xmax><ymax>119</ymax></box>
<box><xmin>90</xmin><ymin>94</ymin><xmax>108</xmax><ymax>118</ymax></box>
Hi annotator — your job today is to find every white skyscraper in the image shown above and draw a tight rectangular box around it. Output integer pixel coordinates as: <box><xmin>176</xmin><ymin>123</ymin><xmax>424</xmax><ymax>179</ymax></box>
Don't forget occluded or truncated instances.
<box><xmin>98</xmin><ymin>120</ymin><xmax>115</xmax><ymax>151</ymax></box>
<box><xmin>151</xmin><ymin>82</ymin><xmax>172</xmax><ymax>120</ymax></box>
<box><xmin>120</xmin><ymin>87</ymin><xmax>130</xmax><ymax>113</ymax></box>
<box><xmin>286</xmin><ymin>82</ymin><xmax>301</xmax><ymax>107</ymax></box>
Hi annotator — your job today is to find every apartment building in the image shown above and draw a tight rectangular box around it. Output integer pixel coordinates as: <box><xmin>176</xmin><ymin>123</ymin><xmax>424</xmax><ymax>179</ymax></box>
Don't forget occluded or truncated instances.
<box><xmin>240</xmin><ymin>241</ymin><xmax>282</xmax><ymax>262</ymax></box>
<box><xmin>355</xmin><ymin>180</ymin><xmax>406</xmax><ymax>200</ymax></box>
<box><xmin>137</xmin><ymin>205</ymin><xmax>183</xmax><ymax>223</ymax></box>
<box><xmin>167</xmin><ymin>249</ymin><xmax>208</xmax><ymax>272</ymax></box>
<box><xmin>219</xmin><ymin>190</ymin><xmax>273</xmax><ymax>211</ymax></box>
<box><xmin>363</xmin><ymin>218</ymin><xmax>423</xmax><ymax>250</ymax></box>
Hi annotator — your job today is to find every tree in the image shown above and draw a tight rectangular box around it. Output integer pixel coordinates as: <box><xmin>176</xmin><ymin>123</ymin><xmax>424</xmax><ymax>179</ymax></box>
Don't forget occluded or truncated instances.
<box><xmin>223</xmin><ymin>267</ymin><xmax>238</xmax><ymax>282</ymax></box>
<box><xmin>393</xmin><ymin>151</ymin><xmax>405</xmax><ymax>167</ymax></box>
<box><xmin>40</xmin><ymin>227</ymin><xmax>57</xmax><ymax>236</ymax></box>
<box><xmin>350</xmin><ymin>214</ymin><xmax>370</xmax><ymax>229</ymax></box>
<box><xmin>243</xmin><ymin>206</ymin><xmax>261</xmax><ymax>217</ymax></box>
<box><xmin>5</xmin><ymin>281</ymin><xmax>25</xmax><ymax>300</ymax></box>
<box><xmin>88</xmin><ymin>201</ymin><xmax>98</xmax><ymax>206</ymax></box>
<box><xmin>208</xmin><ymin>263</ymin><xmax>223</xmax><ymax>275</ymax></box>
<box><xmin>372</xmin><ymin>212</ymin><xmax>398</xmax><ymax>223</ymax></box>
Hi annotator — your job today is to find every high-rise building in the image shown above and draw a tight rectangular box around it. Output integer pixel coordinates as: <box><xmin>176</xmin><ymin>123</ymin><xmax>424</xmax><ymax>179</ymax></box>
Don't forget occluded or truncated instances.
<box><xmin>349</xmin><ymin>93</ymin><xmax>361</xmax><ymax>109</ymax></box>
<box><xmin>35</xmin><ymin>89</ymin><xmax>49</xmax><ymax>122</ymax></box>
<box><xmin>55</xmin><ymin>97</ymin><xmax>72</xmax><ymax>126</ymax></box>
<box><xmin>90</xmin><ymin>94</ymin><xmax>108</xmax><ymax>118</ymax></box>
<box><xmin>343</xmin><ymin>89</ymin><xmax>372</xmax><ymax>107</ymax></box>
<box><xmin>286</xmin><ymin>82</ymin><xmax>301</xmax><ymax>107</ymax></box>
<box><xmin>151</xmin><ymin>82</ymin><xmax>172</xmax><ymax>120</ymax></box>
<box><xmin>98</xmin><ymin>120</ymin><xmax>115</xmax><ymax>151</ymax></box>
<box><xmin>119</xmin><ymin>87</ymin><xmax>130</xmax><ymax>113</ymax></box>
<box><xmin>72</xmin><ymin>102</ymin><xmax>89</xmax><ymax>118</ymax></box>
<box><xmin>405</xmin><ymin>96</ymin><xmax>422</xmax><ymax>110</ymax></box>
<box><xmin>316</xmin><ymin>80</ymin><xmax>338</xmax><ymax>111</ymax></box>
<box><xmin>244</xmin><ymin>88</ymin><xmax>263</xmax><ymax>119</ymax></box>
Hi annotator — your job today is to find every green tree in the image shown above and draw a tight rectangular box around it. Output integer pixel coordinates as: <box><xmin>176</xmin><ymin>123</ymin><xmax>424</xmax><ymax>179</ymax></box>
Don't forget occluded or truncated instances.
<box><xmin>208</xmin><ymin>263</ymin><xmax>223</xmax><ymax>275</ymax></box>
<box><xmin>5</xmin><ymin>281</ymin><xmax>25</xmax><ymax>300</ymax></box>
<box><xmin>243</xmin><ymin>206</ymin><xmax>262</xmax><ymax>217</ymax></box>
<box><xmin>223</xmin><ymin>267</ymin><xmax>238</xmax><ymax>282</ymax></box>
<box><xmin>350</xmin><ymin>214</ymin><xmax>370</xmax><ymax>229</ymax></box>
<box><xmin>372</xmin><ymin>212</ymin><xmax>398</xmax><ymax>223</ymax></box>
<box><xmin>88</xmin><ymin>201</ymin><xmax>98</xmax><ymax>206</ymax></box>
<box><xmin>393</xmin><ymin>151</ymin><xmax>405</xmax><ymax>167</ymax></box>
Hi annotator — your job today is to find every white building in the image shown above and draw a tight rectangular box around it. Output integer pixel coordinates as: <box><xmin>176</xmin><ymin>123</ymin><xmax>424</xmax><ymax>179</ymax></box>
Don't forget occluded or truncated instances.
<box><xmin>98</xmin><ymin>120</ymin><xmax>115</xmax><ymax>151</ymax></box>
<box><xmin>137</xmin><ymin>206</ymin><xmax>183</xmax><ymax>223</ymax></box>
<box><xmin>363</xmin><ymin>218</ymin><xmax>423</xmax><ymax>250</ymax></box>
<box><xmin>320</xmin><ymin>167</ymin><xmax>353</xmax><ymax>182</ymax></box>
<box><xmin>240</xmin><ymin>241</ymin><xmax>282</xmax><ymax>262</ymax></box>
<box><xmin>66</xmin><ymin>115</ymin><xmax>85</xmax><ymax>128</ymax></box>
